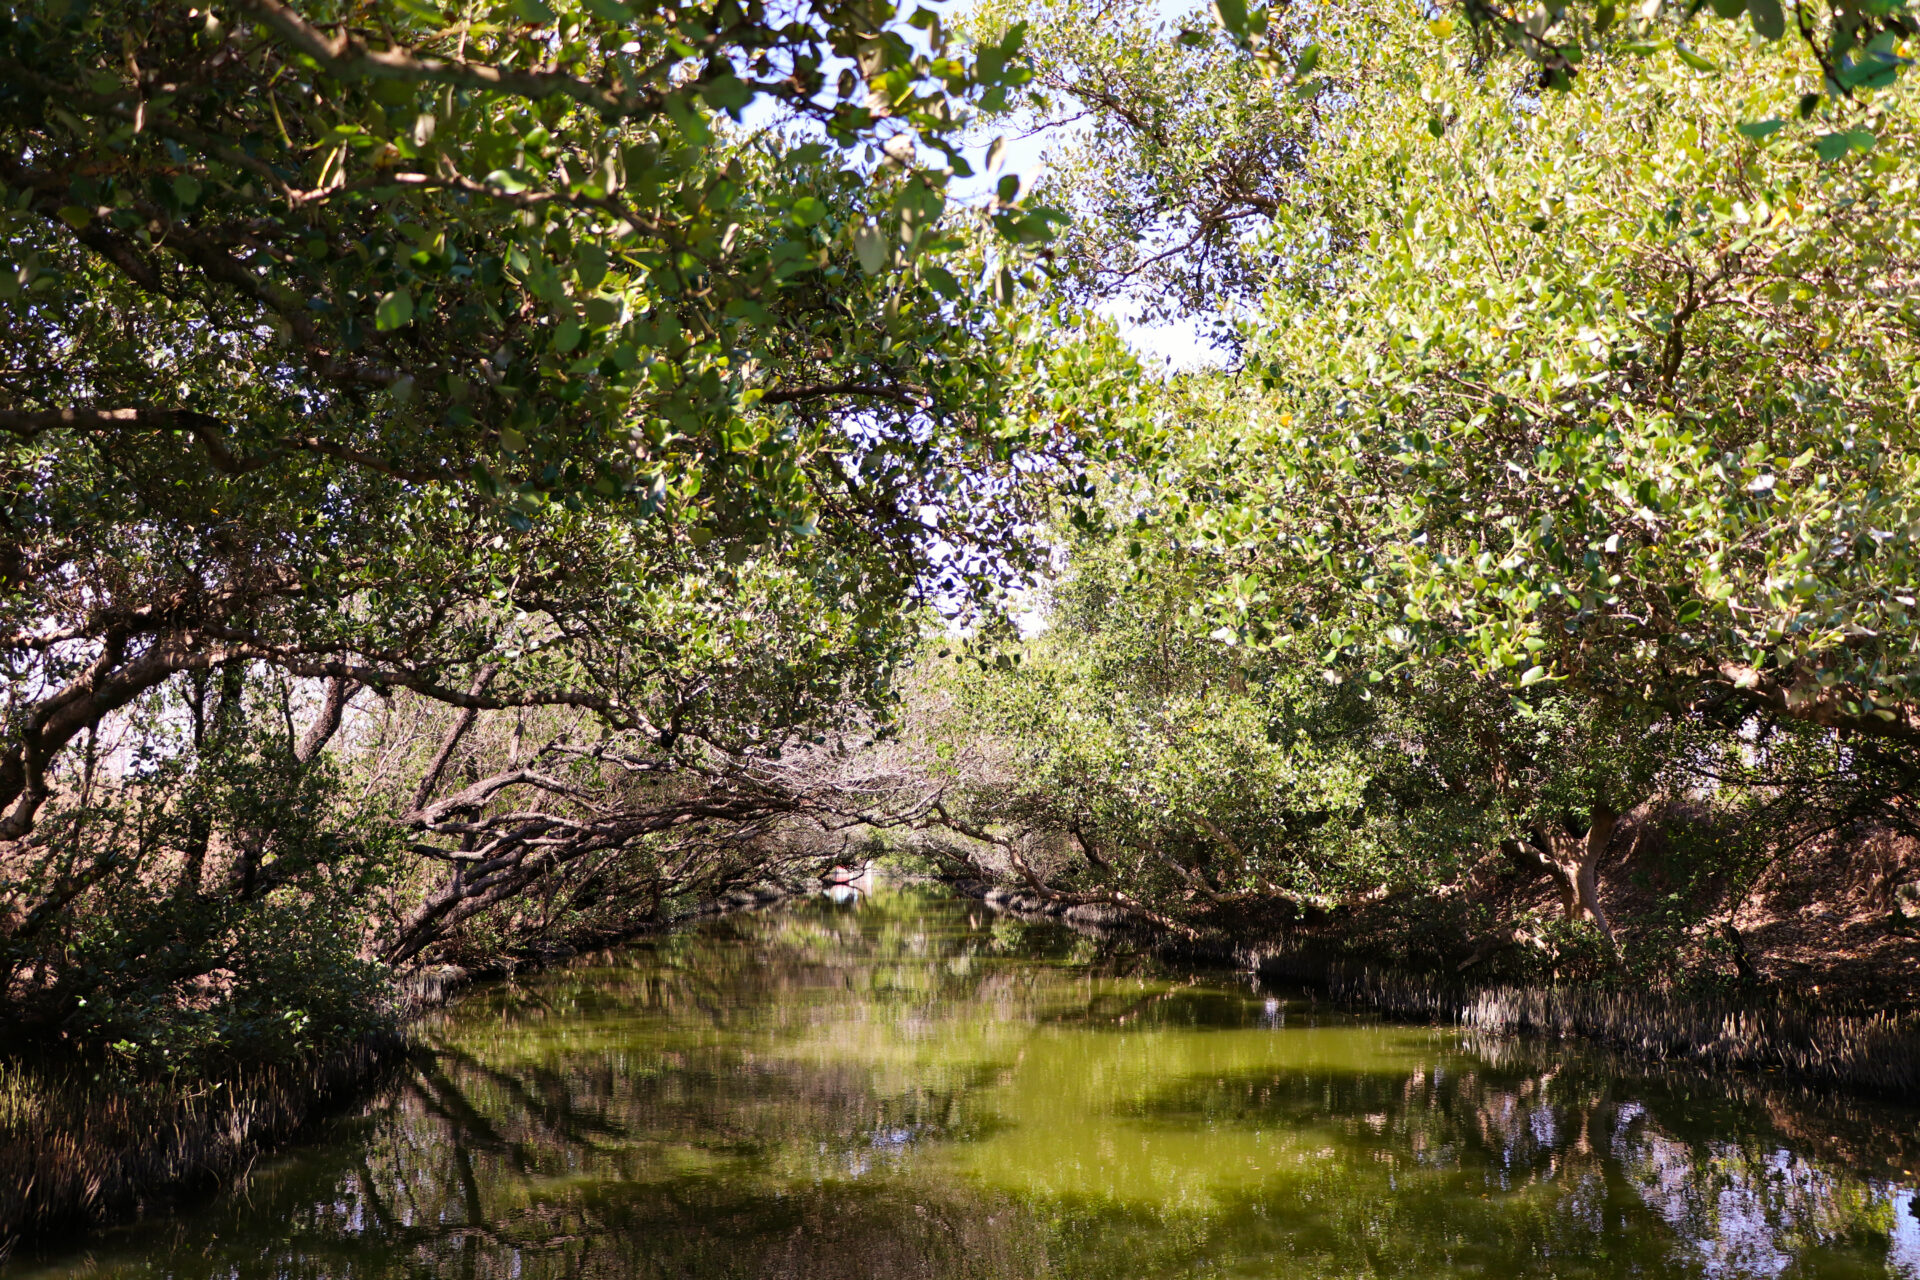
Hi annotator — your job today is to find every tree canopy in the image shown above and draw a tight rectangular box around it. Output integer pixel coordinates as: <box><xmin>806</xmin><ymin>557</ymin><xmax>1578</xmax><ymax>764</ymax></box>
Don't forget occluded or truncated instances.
<box><xmin>988</xmin><ymin>0</ymin><xmax>1920</xmax><ymax>746</ymax></box>
<box><xmin>0</xmin><ymin>0</ymin><xmax>1148</xmax><ymax>838</ymax></box>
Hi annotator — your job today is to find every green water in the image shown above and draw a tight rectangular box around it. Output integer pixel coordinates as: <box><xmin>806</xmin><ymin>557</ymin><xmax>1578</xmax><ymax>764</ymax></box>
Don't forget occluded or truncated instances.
<box><xmin>22</xmin><ymin>888</ymin><xmax>1920</xmax><ymax>1278</ymax></box>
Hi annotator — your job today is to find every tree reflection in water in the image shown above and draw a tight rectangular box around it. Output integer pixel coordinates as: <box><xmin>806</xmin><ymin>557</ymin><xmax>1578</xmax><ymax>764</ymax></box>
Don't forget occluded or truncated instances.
<box><xmin>28</xmin><ymin>889</ymin><xmax>1920</xmax><ymax>1280</ymax></box>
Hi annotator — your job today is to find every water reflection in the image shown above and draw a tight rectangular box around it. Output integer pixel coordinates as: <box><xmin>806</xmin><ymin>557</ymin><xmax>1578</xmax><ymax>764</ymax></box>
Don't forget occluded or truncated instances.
<box><xmin>20</xmin><ymin>888</ymin><xmax>1920</xmax><ymax>1279</ymax></box>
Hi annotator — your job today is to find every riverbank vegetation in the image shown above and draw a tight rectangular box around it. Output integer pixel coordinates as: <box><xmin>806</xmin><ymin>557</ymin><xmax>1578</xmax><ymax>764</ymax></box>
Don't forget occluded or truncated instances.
<box><xmin>4</xmin><ymin>0</ymin><xmax>1920</xmax><ymax>1248</ymax></box>
<box><xmin>909</xmin><ymin>0</ymin><xmax>1920</xmax><ymax>1007</ymax></box>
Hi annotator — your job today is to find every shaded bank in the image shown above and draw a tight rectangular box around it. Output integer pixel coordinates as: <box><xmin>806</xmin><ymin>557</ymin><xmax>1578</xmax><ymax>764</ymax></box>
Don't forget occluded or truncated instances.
<box><xmin>1253</xmin><ymin>948</ymin><xmax>1920</xmax><ymax>1097</ymax></box>
<box><xmin>0</xmin><ymin>884</ymin><xmax>798</xmax><ymax>1258</ymax></box>
<box><xmin>0</xmin><ymin>1036</ymin><xmax>407</xmax><ymax>1257</ymax></box>
<box><xmin>957</xmin><ymin>882</ymin><xmax>1920</xmax><ymax>1100</ymax></box>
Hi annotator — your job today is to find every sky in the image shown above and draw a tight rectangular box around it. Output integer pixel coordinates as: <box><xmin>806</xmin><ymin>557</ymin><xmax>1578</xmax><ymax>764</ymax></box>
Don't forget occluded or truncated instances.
<box><xmin>915</xmin><ymin>0</ymin><xmax>1225</xmax><ymax>371</ymax></box>
<box><xmin>950</xmin><ymin>123</ymin><xmax>1219</xmax><ymax>370</ymax></box>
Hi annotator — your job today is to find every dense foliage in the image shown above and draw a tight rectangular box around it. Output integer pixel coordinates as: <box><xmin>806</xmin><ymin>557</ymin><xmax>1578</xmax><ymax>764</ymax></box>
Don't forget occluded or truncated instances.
<box><xmin>921</xmin><ymin>0</ymin><xmax>1920</xmax><ymax>980</ymax></box>
<box><xmin>0</xmin><ymin>0</ymin><xmax>1132</xmax><ymax>1069</ymax></box>
<box><xmin>4</xmin><ymin>0</ymin><xmax>1920</xmax><ymax>1080</ymax></box>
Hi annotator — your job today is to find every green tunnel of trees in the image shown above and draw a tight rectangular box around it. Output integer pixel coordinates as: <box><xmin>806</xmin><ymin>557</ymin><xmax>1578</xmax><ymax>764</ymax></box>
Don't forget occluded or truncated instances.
<box><xmin>3</xmin><ymin>0</ymin><xmax>1919</xmax><ymax>1074</ymax></box>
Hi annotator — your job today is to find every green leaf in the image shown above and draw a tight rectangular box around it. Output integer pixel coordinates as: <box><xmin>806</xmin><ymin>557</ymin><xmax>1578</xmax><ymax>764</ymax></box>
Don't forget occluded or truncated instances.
<box><xmin>172</xmin><ymin>174</ymin><xmax>202</xmax><ymax>206</ymax></box>
<box><xmin>1747</xmin><ymin>0</ymin><xmax>1785</xmax><ymax>39</ymax></box>
<box><xmin>996</xmin><ymin>20</ymin><xmax>1030</xmax><ymax>61</ymax></box>
<box><xmin>790</xmin><ymin>196</ymin><xmax>828</xmax><ymax>227</ymax></box>
<box><xmin>576</xmin><ymin>244</ymin><xmax>609</xmax><ymax>290</ymax></box>
<box><xmin>662</xmin><ymin>92</ymin><xmax>711</xmax><ymax>146</ymax></box>
<box><xmin>700</xmin><ymin>74</ymin><xmax>753</xmax><ymax>114</ymax></box>
<box><xmin>1736</xmin><ymin>118</ymin><xmax>1787</xmax><ymax>140</ymax></box>
<box><xmin>1519</xmin><ymin>665</ymin><xmax>1549</xmax><ymax>687</ymax></box>
<box><xmin>1212</xmin><ymin>0</ymin><xmax>1248</xmax><ymax>38</ymax></box>
<box><xmin>853</xmin><ymin>221</ymin><xmax>888</xmax><ymax>275</ymax></box>
<box><xmin>1296</xmin><ymin>42</ymin><xmax>1322</xmax><ymax>77</ymax></box>
<box><xmin>510</xmin><ymin>0</ymin><xmax>556</xmax><ymax>21</ymax></box>
<box><xmin>554</xmin><ymin>318</ymin><xmax>583</xmax><ymax>352</ymax></box>
<box><xmin>1673</xmin><ymin>44</ymin><xmax>1720</xmax><ymax>73</ymax></box>
<box><xmin>1814</xmin><ymin>131</ymin><xmax>1854</xmax><ymax>160</ymax></box>
<box><xmin>374</xmin><ymin>288</ymin><xmax>414</xmax><ymax>331</ymax></box>
<box><xmin>57</xmin><ymin>204</ymin><xmax>92</xmax><ymax>229</ymax></box>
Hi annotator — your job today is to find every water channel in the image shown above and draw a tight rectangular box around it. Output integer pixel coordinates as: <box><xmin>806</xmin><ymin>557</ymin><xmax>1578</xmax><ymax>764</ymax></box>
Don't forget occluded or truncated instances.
<box><xmin>21</xmin><ymin>887</ymin><xmax>1920</xmax><ymax>1279</ymax></box>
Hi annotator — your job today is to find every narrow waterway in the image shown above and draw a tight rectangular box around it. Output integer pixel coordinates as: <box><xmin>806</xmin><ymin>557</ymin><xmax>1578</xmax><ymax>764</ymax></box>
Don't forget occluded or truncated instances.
<box><xmin>23</xmin><ymin>887</ymin><xmax>1920</xmax><ymax>1278</ymax></box>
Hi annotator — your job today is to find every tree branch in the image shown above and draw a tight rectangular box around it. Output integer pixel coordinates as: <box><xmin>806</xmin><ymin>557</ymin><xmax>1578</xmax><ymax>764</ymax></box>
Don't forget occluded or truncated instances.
<box><xmin>411</xmin><ymin>665</ymin><xmax>499</xmax><ymax>810</ymax></box>
<box><xmin>232</xmin><ymin>0</ymin><xmax>661</xmax><ymax>118</ymax></box>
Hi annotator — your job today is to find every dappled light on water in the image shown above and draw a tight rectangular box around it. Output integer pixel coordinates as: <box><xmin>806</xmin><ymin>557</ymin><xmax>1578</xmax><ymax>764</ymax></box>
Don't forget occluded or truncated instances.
<box><xmin>20</xmin><ymin>888</ymin><xmax>1920</xmax><ymax>1279</ymax></box>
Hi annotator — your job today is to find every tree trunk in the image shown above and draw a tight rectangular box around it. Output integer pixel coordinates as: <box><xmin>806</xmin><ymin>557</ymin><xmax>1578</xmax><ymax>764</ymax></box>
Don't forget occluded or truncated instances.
<box><xmin>1572</xmin><ymin>846</ymin><xmax>1618</xmax><ymax>951</ymax></box>
<box><xmin>1511</xmin><ymin>802</ymin><xmax>1621</xmax><ymax>955</ymax></box>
